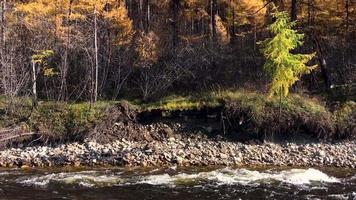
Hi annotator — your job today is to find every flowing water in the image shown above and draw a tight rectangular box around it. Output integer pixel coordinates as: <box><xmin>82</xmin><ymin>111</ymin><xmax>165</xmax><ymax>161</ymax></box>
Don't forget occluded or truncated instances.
<box><xmin>0</xmin><ymin>166</ymin><xmax>355</xmax><ymax>200</ymax></box>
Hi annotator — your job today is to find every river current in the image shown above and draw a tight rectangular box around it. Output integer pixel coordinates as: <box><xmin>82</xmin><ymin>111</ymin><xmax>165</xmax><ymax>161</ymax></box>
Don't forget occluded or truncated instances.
<box><xmin>0</xmin><ymin>167</ymin><xmax>355</xmax><ymax>200</ymax></box>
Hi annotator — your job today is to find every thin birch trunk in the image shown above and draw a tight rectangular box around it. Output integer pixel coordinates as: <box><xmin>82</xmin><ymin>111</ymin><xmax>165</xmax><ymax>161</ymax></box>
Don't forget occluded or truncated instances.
<box><xmin>94</xmin><ymin>6</ymin><xmax>99</xmax><ymax>102</ymax></box>
<box><xmin>32</xmin><ymin>61</ymin><xmax>38</xmax><ymax>108</ymax></box>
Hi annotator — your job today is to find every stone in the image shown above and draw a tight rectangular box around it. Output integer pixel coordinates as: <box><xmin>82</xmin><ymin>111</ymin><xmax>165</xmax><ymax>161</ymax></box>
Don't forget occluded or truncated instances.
<box><xmin>0</xmin><ymin>137</ymin><xmax>355</xmax><ymax>169</ymax></box>
<box><xmin>316</xmin><ymin>150</ymin><xmax>326</xmax><ymax>157</ymax></box>
<box><xmin>102</xmin><ymin>148</ymin><xmax>110</xmax><ymax>155</ymax></box>
<box><xmin>220</xmin><ymin>153</ymin><xmax>228</xmax><ymax>159</ymax></box>
<box><xmin>175</xmin><ymin>156</ymin><xmax>184</xmax><ymax>165</ymax></box>
<box><xmin>161</xmin><ymin>127</ymin><xmax>174</xmax><ymax>138</ymax></box>
<box><xmin>21</xmin><ymin>165</ymin><xmax>30</xmax><ymax>170</ymax></box>
<box><xmin>221</xmin><ymin>147</ymin><xmax>228</xmax><ymax>154</ymax></box>
<box><xmin>168</xmin><ymin>137</ymin><xmax>175</xmax><ymax>142</ymax></box>
<box><xmin>74</xmin><ymin>161</ymin><xmax>81</xmax><ymax>167</ymax></box>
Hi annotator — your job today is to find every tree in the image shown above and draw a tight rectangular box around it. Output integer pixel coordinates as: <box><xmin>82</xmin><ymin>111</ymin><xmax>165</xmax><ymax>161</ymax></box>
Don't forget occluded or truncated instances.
<box><xmin>291</xmin><ymin>0</ymin><xmax>297</xmax><ymax>21</ymax></box>
<box><xmin>133</xmin><ymin>31</ymin><xmax>159</xmax><ymax>101</ymax></box>
<box><xmin>210</xmin><ymin>0</ymin><xmax>217</xmax><ymax>41</ymax></box>
<box><xmin>0</xmin><ymin>0</ymin><xmax>6</xmax><ymax>94</ymax></box>
<box><xmin>76</xmin><ymin>0</ymin><xmax>133</xmax><ymax>102</ymax></box>
<box><xmin>171</xmin><ymin>0</ymin><xmax>180</xmax><ymax>47</ymax></box>
<box><xmin>31</xmin><ymin>50</ymin><xmax>54</xmax><ymax>108</ymax></box>
<box><xmin>258</xmin><ymin>8</ymin><xmax>317</xmax><ymax>97</ymax></box>
<box><xmin>15</xmin><ymin>0</ymin><xmax>78</xmax><ymax>101</ymax></box>
<box><xmin>1</xmin><ymin>0</ymin><xmax>353</xmax><ymax>102</ymax></box>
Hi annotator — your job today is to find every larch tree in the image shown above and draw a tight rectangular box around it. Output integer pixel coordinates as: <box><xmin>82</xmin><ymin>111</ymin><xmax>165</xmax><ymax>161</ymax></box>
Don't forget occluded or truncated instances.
<box><xmin>77</xmin><ymin>0</ymin><xmax>133</xmax><ymax>102</ymax></box>
<box><xmin>133</xmin><ymin>31</ymin><xmax>159</xmax><ymax>101</ymax></box>
<box><xmin>258</xmin><ymin>8</ymin><xmax>317</xmax><ymax>97</ymax></box>
<box><xmin>15</xmin><ymin>0</ymin><xmax>82</xmax><ymax>101</ymax></box>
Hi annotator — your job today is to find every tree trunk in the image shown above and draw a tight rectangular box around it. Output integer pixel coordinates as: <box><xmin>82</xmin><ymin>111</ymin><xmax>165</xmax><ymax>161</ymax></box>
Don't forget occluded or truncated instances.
<box><xmin>0</xmin><ymin>0</ymin><xmax>5</xmax><ymax>54</ymax></box>
<box><xmin>345</xmin><ymin>0</ymin><xmax>351</xmax><ymax>65</ymax></box>
<box><xmin>94</xmin><ymin>6</ymin><xmax>99</xmax><ymax>102</ymax></box>
<box><xmin>291</xmin><ymin>0</ymin><xmax>297</xmax><ymax>21</ymax></box>
<box><xmin>0</xmin><ymin>0</ymin><xmax>6</xmax><ymax>95</ymax></box>
<box><xmin>0</xmin><ymin>0</ymin><xmax>3</xmax><ymax>94</ymax></box>
<box><xmin>171</xmin><ymin>0</ymin><xmax>179</xmax><ymax>47</ymax></box>
<box><xmin>313</xmin><ymin>36</ymin><xmax>332</xmax><ymax>90</ymax></box>
<box><xmin>0</xmin><ymin>0</ymin><xmax>3</xmax><ymax>66</ymax></box>
<box><xmin>307</xmin><ymin>0</ymin><xmax>311</xmax><ymax>26</ymax></box>
<box><xmin>345</xmin><ymin>0</ymin><xmax>349</xmax><ymax>31</ymax></box>
<box><xmin>139</xmin><ymin>0</ymin><xmax>144</xmax><ymax>31</ymax></box>
<box><xmin>253</xmin><ymin>21</ymin><xmax>257</xmax><ymax>51</ymax></box>
<box><xmin>31</xmin><ymin>61</ymin><xmax>38</xmax><ymax>108</ymax></box>
<box><xmin>60</xmin><ymin>51</ymin><xmax>68</xmax><ymax>101</ymax></box>
<box><xmin>278</xmin><ymin>0</ymin><xmax>285</xmax><ymax>10</ymax></box>
<box><xmin>229</xmin><ymin>0</ymin><xmax>236</xmax><ymax>44</ymax></box>
<box><xmin>100</xmin><ymin>30</ymin><xmax>110</xmax><ymax>97</ymax></box>
<box><xmin>210</xmin><ymin>0</ymin><xmax>217</xmax><ymax>41</ymax></box>
<box><xmin>146</xmin><ymin>0</ymin><xmax>150</xmax><ymax>32</ymax></box>
<box><xmin>59</xmin><ymin>0</ymin><xmax>73</xmax><ymax>101</ymax></box>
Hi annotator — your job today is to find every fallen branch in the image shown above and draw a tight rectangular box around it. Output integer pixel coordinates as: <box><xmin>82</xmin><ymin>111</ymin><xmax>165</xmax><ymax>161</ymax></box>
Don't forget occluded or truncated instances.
<box><xmin>0</xmin><ymin>132</ymin><xmax>37</xmax><ymax>143</ymax></box>
<box><xmin>0</xmin><ymin>128</ymin><xmax>15</xmax><ymax>134</ymax></box>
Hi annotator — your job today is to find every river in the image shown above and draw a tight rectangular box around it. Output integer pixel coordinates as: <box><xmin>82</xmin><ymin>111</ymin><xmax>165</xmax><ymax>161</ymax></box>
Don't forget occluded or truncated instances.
<box><xmin>0</xmin><ymin>166</ymin><xmax>355</xmax><ymax>200</ymax></box>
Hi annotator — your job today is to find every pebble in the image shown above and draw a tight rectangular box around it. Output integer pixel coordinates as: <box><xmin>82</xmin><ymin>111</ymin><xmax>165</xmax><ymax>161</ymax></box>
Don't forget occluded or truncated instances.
<box><xmin>0</xmin><ymin>139</ymin><xmax>355</xmax><ymax>168</ymax></box>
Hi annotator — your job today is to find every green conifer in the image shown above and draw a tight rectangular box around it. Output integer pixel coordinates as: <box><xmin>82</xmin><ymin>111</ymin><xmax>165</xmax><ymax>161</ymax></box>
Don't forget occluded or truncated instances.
<box><xmin>259</xmin><ymin>9</ymin><xmax>317</xmax><ymax>97</ymax></box>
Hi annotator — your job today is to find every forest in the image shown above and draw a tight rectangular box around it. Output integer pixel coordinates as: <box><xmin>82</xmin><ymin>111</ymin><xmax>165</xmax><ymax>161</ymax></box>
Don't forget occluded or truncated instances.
<box><xmin>0</xmin><ymin>1</ymin><xmax>356</xmax><ymax>197</ymax></box>
<box><xmin>0</xmin><ymin>0</ymin><xmax>355</xmax><ymax>145</ymax></box>
<box><xmin>0</xmin><ymin>0</ymin><xmax>356</xmax><ymax>177</ymax></box>
<box><xmin>0</xmin><ymin>0</ymin><xmax>354</xmax><ymax>103</ymax></box>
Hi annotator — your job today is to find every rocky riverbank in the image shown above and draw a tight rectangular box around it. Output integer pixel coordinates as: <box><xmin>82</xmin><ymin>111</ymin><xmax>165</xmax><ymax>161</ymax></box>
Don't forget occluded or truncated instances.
<box><xmin>0</xmin><ymin>138</ymin><xmax>355</xmax><ymax>168</ymax></box>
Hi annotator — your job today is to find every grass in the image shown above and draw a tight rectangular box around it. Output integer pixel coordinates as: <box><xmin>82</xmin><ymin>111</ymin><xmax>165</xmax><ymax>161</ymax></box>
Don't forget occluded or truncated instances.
<box><xmin>141</xmin><ymin>90</ymin><xmax>327</xmax><ymax>116</ymax></box>
<box><xmin>141</xmin><ymin>94</ymin><xmax>221</xmax><ymax>111</ymax></box>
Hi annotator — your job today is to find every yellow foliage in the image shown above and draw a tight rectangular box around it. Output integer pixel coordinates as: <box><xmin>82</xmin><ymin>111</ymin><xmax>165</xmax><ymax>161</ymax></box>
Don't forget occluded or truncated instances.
<box><xmin>134</xmin><ymin>31</ymin><xmax>159</xmax><ymax>68</ymax></box>
<box><xmin>102</xmin><ymin>3</ymin><xmax>133</xmax><ymax>45</ymax></box>
<box><xmin>15</xmin><ymin>0</ymin><xmax>133</xmax><ymax>47</ymax></box>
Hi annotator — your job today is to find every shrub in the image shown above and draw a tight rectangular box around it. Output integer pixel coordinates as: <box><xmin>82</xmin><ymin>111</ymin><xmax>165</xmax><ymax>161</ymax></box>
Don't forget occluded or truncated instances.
<box><xmin>0</xmin><ymin>96</ymin><xmax>32</xmax><ymax>128</ymax></box>
<box><xmin>29</xmin><ymin>101</ymin><xmax>109</xmax><ymax>144</ymax></box>
<box><xmin>333</xmin><ymin>101</ymin><xmax>356</xmax><ymax>139</ymax></box>
<box><xmin>223</xmin><ymin>93</ymin><xmax>334</xmax><ymax>141</ymax></box>
<box><xmin>29</xmin><ymin>103</ymin><xmax>68</xmax><ymax>143</ymax></box>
